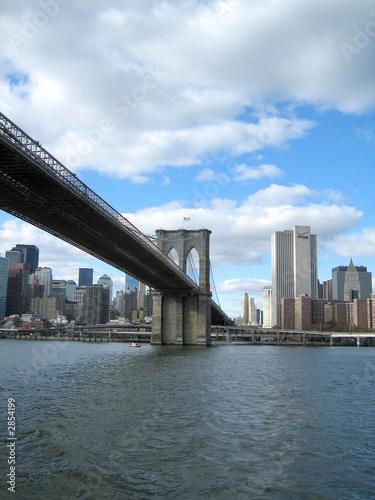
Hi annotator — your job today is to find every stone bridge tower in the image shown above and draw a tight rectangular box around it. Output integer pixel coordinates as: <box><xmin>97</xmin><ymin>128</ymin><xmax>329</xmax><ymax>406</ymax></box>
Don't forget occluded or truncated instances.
<box><xmin>151</xmin><ymin>229</ymin><xmax>212</xmax><ymax>345</ymax></box>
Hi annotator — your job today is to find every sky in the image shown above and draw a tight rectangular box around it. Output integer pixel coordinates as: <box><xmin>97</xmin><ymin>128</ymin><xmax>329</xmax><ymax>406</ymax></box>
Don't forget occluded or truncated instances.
<box><xmin>0</xmin><ymin>0</ymin><xmax>374</xmax><ymax>318</ymax></box>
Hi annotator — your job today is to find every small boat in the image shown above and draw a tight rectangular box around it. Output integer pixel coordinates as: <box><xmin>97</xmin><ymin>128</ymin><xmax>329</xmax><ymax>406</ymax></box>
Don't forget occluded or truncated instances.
<box><xmin>128</xmin><ymin>342</ymin><xmax>141</xmax><ymax>348</ymax></box>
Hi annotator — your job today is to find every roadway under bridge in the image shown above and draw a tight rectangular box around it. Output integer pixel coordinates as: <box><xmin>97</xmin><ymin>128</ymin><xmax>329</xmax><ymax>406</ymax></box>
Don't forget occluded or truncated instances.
<box><xmin>0</xmin><ymin>112</ymin><xmax>231</xmax><ymax>343</ymax></box>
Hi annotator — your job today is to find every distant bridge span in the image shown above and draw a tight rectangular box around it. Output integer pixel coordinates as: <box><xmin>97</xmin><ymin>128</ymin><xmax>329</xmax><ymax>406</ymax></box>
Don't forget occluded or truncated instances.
<box><xmin>0</xmin><ymin>112</ymin><xmax>230</xmax><ymax>335</ymax></box>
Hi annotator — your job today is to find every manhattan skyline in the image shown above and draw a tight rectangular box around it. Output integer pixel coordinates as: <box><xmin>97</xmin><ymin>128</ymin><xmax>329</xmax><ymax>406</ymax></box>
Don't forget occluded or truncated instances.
<box><xmin>0</xmin><ymin>0</ymin><xmax>374</xmax><ymax>318</ymax></box>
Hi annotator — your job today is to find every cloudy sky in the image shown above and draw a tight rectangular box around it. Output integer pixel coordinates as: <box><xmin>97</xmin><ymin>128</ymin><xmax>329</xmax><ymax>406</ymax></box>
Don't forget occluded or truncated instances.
<box><xmin>1</xmin><ymin>0</ymin><xmax>374</xmax><ymax>318</ymax></box>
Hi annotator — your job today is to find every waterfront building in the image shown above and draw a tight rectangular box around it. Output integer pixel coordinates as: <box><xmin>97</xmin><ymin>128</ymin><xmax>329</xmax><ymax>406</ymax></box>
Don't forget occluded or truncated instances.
<box><xmin>9</xmin><ymin>244</ymin><xmax>39</xmax><ymax>274</ymax></box>
<box><xmin>6</xmin><ymin>263</ymin><xmax>30</xmax><ymax>316</ymax></box>
<box><xmin>78</xmin><ymin>268</ymin><xmax>93</xmax><ymax>287</ymax></box>
<box><xmin>5</xmin><ymin>249</ymin><xmax>23</xmax><ymax>266</ymax></box>
<box><xmin>262</xmin><ymin>286</ymin><xmax>272</xmax><ymax>328</ymax></box>
<box><xmin>352</xmin><ymin>298</ymin><xmax>372</xmax><ymax>330</ymax></box>
<box><xmin>0</xmin><ymin>256</ymin><xmax>9</xmax><ymax>320</ymax></box>
<box><xmin>323</xmin><ymin>279</ymin><xmax>333</xmax><ymax>300</ymax></box>
<box><xmin>66</xmin><ymin>280</ymin><xmax>77</xmax><ymax>301</ymax></box>
<box><xmin>29</xmin><ymin>278</ymin><xmax>45</xmax><ymax>299</ymax></box>
<box><xmin>52</xmin><ymin>280</ymin><xmax>67</xmax><ymax>300</ymax></box>
<box><xmin>97</xmin><ymin>274</ymin><xmax>113</xmax><ymax>300</ymax></box>
<box><xmin>123</xmin><ymin>288</ymin><xmax>138</xmax><ymax>321</ymax></box>
<box><xmin>332</xmin><ymin>260</ymin><xmax>372</xmax><ymax>301</ymax></box>
<box><xmin>30</xmin><ymin>296</ymin><xmax>66</xmax><ymax>320</ymax></box>
<box><xmin>144</xmin><ymin>289</ymin><xmax>153</xmax><ymax>317</ymax></box>
<box><xmin>271</xmin><ymin>225</ymin><xmax>318</xmax><ymax>326</ymax></box>
<box><xmin>295</xmin><ymin>295</ymin><xmax>312</xmax><ymax>331</ymax></box>
<box><xmin>73</xmin><ymin>287</ymin><xmax>86</xmax><ymax>323</ymax></box>
<box><xmin>242</xmin><ymin>293</ymin><xmax>249</xmax><ymax>324</ymax></box>
<box><xmin>82</xmin><ymin>285</ymin><xmax>110</xmax><ymax>325</ymax></box>
<box><xmin>280</xmin><ymin>298</ymin><xmax>295</xmax><ymax>330</ymax></box>
<box><xmin>311</xmin><ymin>298</ymin><xmax>325</xmax><ymax>328</ymax></box>
<box><xmin>65</xmin><ymin>301</ymin><xmax>78</xmax><ymax>323</ymax></box>
<box><xmin>35</xmin><ymin>267</ymin><xmax>53</xmax><ymax>297</ymax></box>
<box><xmin>249</xmin><ymin>297</ymin><xmax>257</xmax><ymax>324</ymax></box>
<box><xmin>125</xmin><ymin>274</ymin><xmax>139</xmax><ymax>291</ymax></box>
<box><xmin>113</xmin><ymin>290</ymin><xmax>125</xmax><ymax>311</ymax></box>
<box><xmin>138</xmin><ymin>282</ymin><xmax>146</xmax><ymax>320</ymax></box>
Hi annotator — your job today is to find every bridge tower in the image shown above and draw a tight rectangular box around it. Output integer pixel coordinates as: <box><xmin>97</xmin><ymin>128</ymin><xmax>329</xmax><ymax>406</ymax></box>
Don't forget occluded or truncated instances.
<box><xmin>151</xmin><ymin>229</ymin><xmax>212</xmax><ymax>345</ymax></box>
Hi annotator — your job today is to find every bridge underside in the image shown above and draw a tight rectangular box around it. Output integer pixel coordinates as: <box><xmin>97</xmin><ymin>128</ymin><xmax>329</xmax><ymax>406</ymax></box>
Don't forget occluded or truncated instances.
<box><xmin>0</xmin><ymin>116</ymin><xmax>232</xmax><ymax>340</ymax></box>
<box><xmin>0</xmin><ymin>139</ymin><xmax>193</xmax><ymax>294</ymax></box>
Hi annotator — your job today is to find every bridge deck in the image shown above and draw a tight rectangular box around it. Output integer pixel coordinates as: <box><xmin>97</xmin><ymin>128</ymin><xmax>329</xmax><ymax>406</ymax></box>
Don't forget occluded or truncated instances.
<box><xmin>0</xmin><ymin>113</ymin><xmax>230</xmax><ymax>324</ymax></box>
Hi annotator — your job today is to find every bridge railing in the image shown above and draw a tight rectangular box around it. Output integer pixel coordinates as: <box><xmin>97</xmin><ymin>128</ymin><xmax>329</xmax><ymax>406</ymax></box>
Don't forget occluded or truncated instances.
<box><xmin>0</xmin><ymin>112</ymin><xmax>198</xmax><ymax>289</ymax></box>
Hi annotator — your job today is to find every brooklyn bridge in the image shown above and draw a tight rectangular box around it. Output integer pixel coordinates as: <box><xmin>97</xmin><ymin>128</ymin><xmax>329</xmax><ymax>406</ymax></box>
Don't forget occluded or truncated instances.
<box><xmin>0</xmin><ymin>112</ymin><xmax>231</xmax><ymax>345</ymax></box>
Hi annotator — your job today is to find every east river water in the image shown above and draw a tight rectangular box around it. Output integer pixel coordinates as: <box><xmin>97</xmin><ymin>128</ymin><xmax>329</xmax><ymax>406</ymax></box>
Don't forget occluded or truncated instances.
<box><xmin>0</xmin><ymin>340</ymin><xmax>374</xmax><ymax>499</ymax></box>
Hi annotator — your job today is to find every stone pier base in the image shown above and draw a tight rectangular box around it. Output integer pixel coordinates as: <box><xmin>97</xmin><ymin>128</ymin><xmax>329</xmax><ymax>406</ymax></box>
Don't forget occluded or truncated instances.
<box><xmin>151</xmin><ymin>292</ymin><xmax>211</xmax><ymax>345</ymax></box>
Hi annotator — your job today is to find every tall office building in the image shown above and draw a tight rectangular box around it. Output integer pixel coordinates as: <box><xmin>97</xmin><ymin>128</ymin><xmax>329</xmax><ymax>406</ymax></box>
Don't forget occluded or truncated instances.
<box><xmin>5</xmin><ymin>249</ymin><xmax>23</xmax><ymax>265</ymax></box>
<box><xmin>125</xmin><ymin>274</ymin><xmax>138</xmax><ymax>291</ymax></box>
<box><xmin>262</xmin><ymin>285</ymin><xmax>272</xmax><ymax>328</ymax></box>
<box><xmin>82</xmin><ymin>285</ymin><xmax>110</xmax><ymax>325</ymax></box>
<box><xmin>249</xmin><ymin>297</ymin><xmax>257</xmax><ymax>324</ymax></box>
<box><xmin>332</xmin><ymin>260</ymin><xmax>372</xmax><ymax>301</ymax></box>
<box><xmin>78</xmin><ymin>268</ymin><xmax>93</xmax><ymax>287</ymax></box>
<box><xmin>97</xmin><ymin>274</ymin><xmax>113</xmax><ymax>300</ymax></box>
<box><xmin>271</xmin><ymin>225</ymin><xmax>318</xmax><ymax>326</ymax></box>
<box><xmin>35</xmin><ymin>267</ymin><xmax>53</xmax><ymax>297</ymax></box>
<box><xmin>0</xmin><ymin>256</ymin><xmax>9</xmax><ymax>320</ymax></box>
<box><xmin>10</xmin><ymin>245</ymin><xmax>39</xmax><ymax>274</ymax></box>
<box><xmin>6</xmin><ymin>263</ymin><xmax>30</xmax><ymax>316</ymax></box>
<box><xmin>242</xmin><ymin>293</ymin><xmax>249</xmax><ymax>323</ymax></box>
<box><xmin>66</xmin><ymin>280</ymin><xmax>77</xmax><ymax>301</ymax></box>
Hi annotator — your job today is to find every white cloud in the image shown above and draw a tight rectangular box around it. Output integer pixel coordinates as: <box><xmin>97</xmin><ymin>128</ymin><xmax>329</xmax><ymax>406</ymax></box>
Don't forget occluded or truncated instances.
<box><xmin>233</xmin><ymin>164</ymin><xmax>284</xmax><ymax>182</ymax></box>
<box><xmin>217</xmin><ymin>278</ymin><xmax>271</xmax><ymax>295</ymax></box>
<box><xmin>1</xmin><ymin>0</ymin><xmax>372</xmax><ymax>181</ymax></box>
<box><xmin>329</xmin><ymin>226</ymin><xmax>375</xmax><ymax>258</ymax></box>
<box><xmin>196</xmin><ymin>169</ymin><xmax>216</xmax><ymax>182</ymax></box>
<box><xmin>125</xmin><ymin>184</ymin><xmax>363</xmax><ymax>265</ymax></box>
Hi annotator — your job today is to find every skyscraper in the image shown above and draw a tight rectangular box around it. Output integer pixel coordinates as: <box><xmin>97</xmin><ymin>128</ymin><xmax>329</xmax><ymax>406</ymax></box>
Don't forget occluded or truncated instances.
<box><xmin>332</xmin><ymin>259</ymin><xmax>372</xmax><ymax>301</ymax></box>
<box><xmin>271</xmin><ymin>225</ymin><xmax>318</xmax><ymax>326</ymax></box>
<box><xmin>242</xmin><ymin>292</ymin><xmax>249</xmax><ymax>323</ymax></box>
<box><xmin>6</xmin><ymin>263</ymin><xmax>30</xmax><ymax>316</ymax></box>
<box><xmin>35</xmin><ymin>267</ymin><xmax>53</xmax><ymax>297</ymax></box>
<box><xmin>78</xmin><ymin>268</ymin><xmax>93</xmax><ymax>287</ymax></box>
<box><xmin>125</xmin><ymin>274</ymin><xmax>139</xmax><ymax>291</ymax></box>
<box><xmin>0</xmin><ymin>256</ymin><xmax>9</xmax><ymax>320</ymax></box>
<box><xmin>97</xmin><ymin>274</ymin><xmax>113</xmax><ymax>300</ymax></box>
<box><xmin>262</xmin><ymin>285</ymin><xmax>272</xmax><ymax>328</ymax></box>
<box><xmin>10</xmin><ymin>245</ymin><xmax>39</xmax><ymax>274</ymax></box>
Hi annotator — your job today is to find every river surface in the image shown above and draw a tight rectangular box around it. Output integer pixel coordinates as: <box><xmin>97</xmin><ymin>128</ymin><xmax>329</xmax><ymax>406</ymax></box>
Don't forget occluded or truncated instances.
<box><xmin>0</xmin><ymin>340</ymin><xmax>374</xmax><ymax>499</ymax></box>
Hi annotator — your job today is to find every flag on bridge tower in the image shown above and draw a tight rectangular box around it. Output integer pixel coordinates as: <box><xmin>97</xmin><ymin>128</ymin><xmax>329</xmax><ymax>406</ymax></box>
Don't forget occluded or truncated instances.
<box><xmin>182</xmin><ymin>216</ymin><xmax>190</xmax><ymax>228</ymax></box>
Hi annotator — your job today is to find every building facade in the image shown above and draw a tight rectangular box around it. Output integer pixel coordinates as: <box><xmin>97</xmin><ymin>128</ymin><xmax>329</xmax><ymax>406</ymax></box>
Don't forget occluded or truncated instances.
<box><xmin>78</xmin><ymin>268</ymin><xmax>93</xmax><ymax>287</ymax></box>
<box><xmin>0</xmin><ymin>256</ymin><xmax>9</xmax><ymax>320</ymax></box>
<box><xmin>82</xmin><ymin>285</ymin><xmax>110</xmax><ymax>325</ymax></box>
<box><xmin>97</xmin><ymin>274</ymin><xmax>113</xmax><ymax>301</ymax></box>
<box><xmin>9</xmin><ymin>245</ymin><xmax>39</xmax><ymax>274</ymax></box>
<box><xmin>332</xmin><ymin>260</ymin><xmax>372</xmax><ymax>301</ymax></box>
<box><xmin>34</xmin><ymin>267</ymin><xmax>53</xmax><ymax>297</ymax></box>
<box><xmin>262</xmin><ymin>286</ymin><xmax>272</xmax><ymax>328</ymax></box>
<box><xmin>271</xmin><ymin>225</ymin><xmax>318</xmax><ymax>326</ymax></box>
<box><xmin>31</xmin><ymin>296</ymin><xmax>66</xmax><ymax>320</ymax></box>
<box><xmin>6</xmin><ymin>263</ymin><xmax>30</xmax><ymax>316</ymax></box>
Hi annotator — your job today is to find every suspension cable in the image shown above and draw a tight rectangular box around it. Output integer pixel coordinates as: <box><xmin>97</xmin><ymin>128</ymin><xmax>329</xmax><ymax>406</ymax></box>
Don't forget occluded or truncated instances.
<box><xmin>210</xmin><ymin>264</ymin><xmax>220</xmax><ymax>307</ymax></box>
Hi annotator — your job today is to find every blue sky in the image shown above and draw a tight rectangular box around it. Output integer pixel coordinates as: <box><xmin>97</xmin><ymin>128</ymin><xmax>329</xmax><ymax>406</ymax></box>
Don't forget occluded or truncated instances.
<box><xmin>0</xmin><ymin>0</ymin><xmax>374</xmax><ymax>318</ymax></box>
